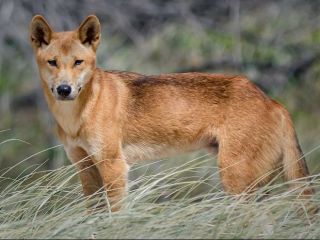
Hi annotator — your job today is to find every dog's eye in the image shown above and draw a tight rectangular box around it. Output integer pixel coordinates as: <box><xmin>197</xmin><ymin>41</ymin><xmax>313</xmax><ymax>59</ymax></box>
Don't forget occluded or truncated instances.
<box><xmin>74</xmin><ymin>60</ymin><xmax>84</xmax><ymax>66</ymax></box>
<box><xmin>48</xmin><ymin>60</ymin><xmax>57</xmax><ymax>67</ymax></box>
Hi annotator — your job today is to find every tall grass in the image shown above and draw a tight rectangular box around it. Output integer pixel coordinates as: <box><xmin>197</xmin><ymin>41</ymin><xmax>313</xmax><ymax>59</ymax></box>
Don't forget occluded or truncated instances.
<box><xmin>0</xmin><ymin>146</ymin><xmax>320</xmax><ymax>239</ymax></box>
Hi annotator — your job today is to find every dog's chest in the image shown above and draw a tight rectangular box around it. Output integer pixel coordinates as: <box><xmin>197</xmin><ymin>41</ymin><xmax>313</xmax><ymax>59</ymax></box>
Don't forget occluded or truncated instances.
<box><xmin>53</xmin><ymin>102</ymin><xmax>81</xmax><ymax>136</ymax></box>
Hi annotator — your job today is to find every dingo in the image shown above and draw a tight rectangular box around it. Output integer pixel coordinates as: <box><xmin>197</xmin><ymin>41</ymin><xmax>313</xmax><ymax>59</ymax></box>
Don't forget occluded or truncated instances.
<box><xmin>30</xmin><ymin>15</ymin><xmax>314</xmax><ymax>211</ymax></box>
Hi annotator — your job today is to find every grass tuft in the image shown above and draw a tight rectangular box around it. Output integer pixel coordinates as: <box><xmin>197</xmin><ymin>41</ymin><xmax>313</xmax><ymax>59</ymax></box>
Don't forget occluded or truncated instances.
<box><xmin>0</xmin><ymin>150</ymin><xmax>320</xmax><ymax>239</ymax></box>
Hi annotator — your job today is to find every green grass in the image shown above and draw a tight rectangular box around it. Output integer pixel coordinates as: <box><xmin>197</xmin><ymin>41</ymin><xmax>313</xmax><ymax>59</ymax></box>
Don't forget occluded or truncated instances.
<box><xmin>1</xmin><ymin>147</ymin><xmax>320</xmax><ymax>239</ymax></box>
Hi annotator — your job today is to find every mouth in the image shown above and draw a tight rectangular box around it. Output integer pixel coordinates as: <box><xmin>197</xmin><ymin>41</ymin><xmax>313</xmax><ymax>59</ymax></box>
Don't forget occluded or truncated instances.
<box><xmin>56</xmin><ymin>95</ymin><xmax>76</xmax><ymax>101</ymax></box>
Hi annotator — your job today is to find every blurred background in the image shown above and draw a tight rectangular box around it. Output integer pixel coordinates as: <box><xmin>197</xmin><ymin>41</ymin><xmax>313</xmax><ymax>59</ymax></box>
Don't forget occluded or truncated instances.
<box><xmin>0</xmin><ymin>0</ymin><xmax>320</xmax><ymax>187</ymax></box>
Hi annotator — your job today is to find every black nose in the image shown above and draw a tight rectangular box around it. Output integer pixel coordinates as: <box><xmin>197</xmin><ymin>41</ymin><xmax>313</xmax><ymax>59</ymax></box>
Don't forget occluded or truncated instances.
<box><xmin>57</xmin><ymin>84</ymin><xmax>72</xmax><ymax>97</ymax></box>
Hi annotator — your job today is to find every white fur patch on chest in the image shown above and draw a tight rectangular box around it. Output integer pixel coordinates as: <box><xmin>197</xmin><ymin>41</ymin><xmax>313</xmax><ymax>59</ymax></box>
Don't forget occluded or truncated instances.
<box><xmin>53</xmin><ymin>101</ymin><xmax>81</xmax><ymax>136</ymax></box>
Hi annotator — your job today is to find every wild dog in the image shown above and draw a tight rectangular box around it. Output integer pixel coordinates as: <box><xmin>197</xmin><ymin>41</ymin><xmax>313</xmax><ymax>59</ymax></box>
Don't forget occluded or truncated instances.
<box><xmin>30</xmin><ymin>15</ymin><xmax>314</xmax><ymax>211</ymax></box>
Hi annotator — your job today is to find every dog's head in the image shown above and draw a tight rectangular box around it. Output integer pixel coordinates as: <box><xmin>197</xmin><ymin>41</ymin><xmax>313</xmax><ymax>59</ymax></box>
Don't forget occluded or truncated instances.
<box><xmin>30</xmin><ymin>15</ymin><xmax>101</xmax><ymax>101</ymax></box>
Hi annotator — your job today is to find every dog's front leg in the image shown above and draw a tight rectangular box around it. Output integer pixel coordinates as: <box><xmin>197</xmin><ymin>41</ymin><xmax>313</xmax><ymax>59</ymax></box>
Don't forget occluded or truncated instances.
<box><xmin>92</xmin><ymin>144</ymin><xmax>129</xmax><ymax>212</ymax></box>
<box><xmin>64</xmin><ymin>146</ymin><xmax>105</xmax><ymax>208</ymax></box>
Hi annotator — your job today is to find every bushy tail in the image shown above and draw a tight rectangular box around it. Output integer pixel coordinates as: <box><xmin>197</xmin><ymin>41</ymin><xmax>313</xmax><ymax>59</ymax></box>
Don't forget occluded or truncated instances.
<box><xmin>281</xmin><ymin>109</ymin><xmax>315</xmax><ymax>197</ymax></box>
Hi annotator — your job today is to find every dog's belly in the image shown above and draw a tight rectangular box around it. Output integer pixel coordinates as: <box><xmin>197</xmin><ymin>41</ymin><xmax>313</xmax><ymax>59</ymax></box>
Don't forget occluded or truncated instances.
<box><xmin>122</xmin><ymin>141</ymin><xmax>211</xmax><ymax>164</ymax></box>
<box><xmin>122</xmin><ymin>143</ymin><xmax>177</xmax><ymax>164</ymax></box>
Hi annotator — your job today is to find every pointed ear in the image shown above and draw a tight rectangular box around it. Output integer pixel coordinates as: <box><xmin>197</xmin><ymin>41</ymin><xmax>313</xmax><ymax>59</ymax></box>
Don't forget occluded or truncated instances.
<box><xmin>30</xmin><ymin>15</ymin><xmax>53</xmax><ymax>49</ymax></box>
<box><xmin>78</xmin><ymin>15</ymin><xmax>101</xmax><ymax>51</ymax></box>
